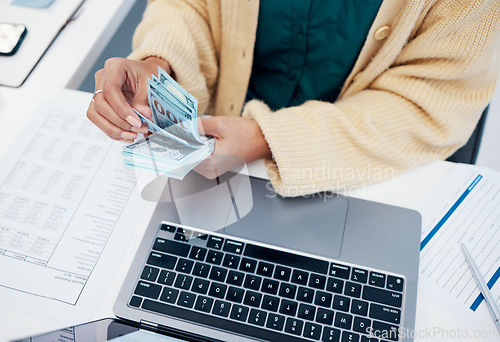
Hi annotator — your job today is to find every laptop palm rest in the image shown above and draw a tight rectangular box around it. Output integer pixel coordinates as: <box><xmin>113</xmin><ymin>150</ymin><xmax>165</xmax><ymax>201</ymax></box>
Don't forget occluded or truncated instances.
<box><xmin>166</xmin><ymin>172</ymin><xmax>348</xmax><ymax>259</ymax></box>
<box><xmin>223</xmin><ymin>177</ymin><xmax>348</xmax><ymax>259</ymax></box>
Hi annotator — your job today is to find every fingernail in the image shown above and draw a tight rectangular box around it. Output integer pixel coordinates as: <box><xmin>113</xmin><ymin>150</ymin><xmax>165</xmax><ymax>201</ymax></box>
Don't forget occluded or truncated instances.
<box><xmin>131</xmin><ymin>126</ymin><xmax>149</xmax><ymax>134</ymax></box>
<box><xmin>121</xmin><ymin>131</ymin><xmax>137</xmax><ymax>140</ymax></box>
<box><xmin>126</xmin><ymin>115</ymin><xmax>142</xmax><ymax>128</ymax></box>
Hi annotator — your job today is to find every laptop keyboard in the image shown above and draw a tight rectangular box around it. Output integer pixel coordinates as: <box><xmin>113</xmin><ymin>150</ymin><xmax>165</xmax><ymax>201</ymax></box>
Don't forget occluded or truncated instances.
<box><xmin>129</xmin><ymin>223</ymin><xmax>405</xmax><ymax>342</ymax></box>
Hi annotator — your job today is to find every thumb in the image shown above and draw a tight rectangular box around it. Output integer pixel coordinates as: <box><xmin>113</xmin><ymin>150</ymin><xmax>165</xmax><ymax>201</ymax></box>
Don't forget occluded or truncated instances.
<box><xmin>198</xmin><ymin>117</ymin><xmax>220</xmax><ymax>137</ymax></box>
<box><xmin>131</xmin><ymin>81</ymin><xmax>152</xmax><ymax>119</ymax></box>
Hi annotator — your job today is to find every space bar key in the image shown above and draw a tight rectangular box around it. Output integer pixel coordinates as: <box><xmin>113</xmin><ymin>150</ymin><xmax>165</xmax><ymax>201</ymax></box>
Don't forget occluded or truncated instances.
<box><xmin>244</xmin><ymin>244</ymin><xmax>329</xmax><ymax>274</ymax></box>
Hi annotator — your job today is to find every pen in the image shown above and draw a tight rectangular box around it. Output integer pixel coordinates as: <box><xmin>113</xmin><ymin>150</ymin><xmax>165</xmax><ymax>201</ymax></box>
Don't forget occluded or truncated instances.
<box><xmin>461</xmin><ymin>243</ymin><xmax>500</xmax><ymax>333</ymax></box>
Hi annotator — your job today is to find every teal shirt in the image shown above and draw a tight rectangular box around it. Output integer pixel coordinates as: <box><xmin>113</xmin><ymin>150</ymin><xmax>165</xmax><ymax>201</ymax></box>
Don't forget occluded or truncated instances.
<box><xmin>248</xmin><ymin>0</ymin><xmax>383</xmax><ymax>111</ymax></box>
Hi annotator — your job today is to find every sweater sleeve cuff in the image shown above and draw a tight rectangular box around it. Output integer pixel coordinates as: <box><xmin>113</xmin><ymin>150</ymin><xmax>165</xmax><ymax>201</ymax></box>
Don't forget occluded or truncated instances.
<box><xmin>242</xmin><ymin>100</ymin><xmax>330</xmax><ymax>197</ymax></box>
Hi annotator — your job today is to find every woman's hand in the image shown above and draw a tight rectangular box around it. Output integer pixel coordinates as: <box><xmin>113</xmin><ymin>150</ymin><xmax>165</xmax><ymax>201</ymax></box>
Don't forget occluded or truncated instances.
<box><xmin>86</xmin><ymin>56</ymin><xmax>172</xmax><ymax>143</ymax></box>
<box><xmin>195</xmin><ymin>116</ymin><xmax>272</xmax><ymax>178</ymax></box>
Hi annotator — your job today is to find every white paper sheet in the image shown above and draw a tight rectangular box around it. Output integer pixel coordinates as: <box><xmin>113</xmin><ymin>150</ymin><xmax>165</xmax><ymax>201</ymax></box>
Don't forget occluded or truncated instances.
<box><xmin>0</xmin><ymin>98</ymin><xmax>152</xmax><ymax>334</ymax></box>
<box><xmin>416</xmin><ymin>164</ymin><xmax>500</xmax><ymax>340</ymax></box>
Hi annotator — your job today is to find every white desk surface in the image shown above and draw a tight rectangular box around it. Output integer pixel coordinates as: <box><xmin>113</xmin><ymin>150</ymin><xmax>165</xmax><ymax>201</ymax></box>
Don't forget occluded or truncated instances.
<box><xmin>0</xmin><ymin>0</ymin><xmax>497</xmax><ymax>341</ymax></box>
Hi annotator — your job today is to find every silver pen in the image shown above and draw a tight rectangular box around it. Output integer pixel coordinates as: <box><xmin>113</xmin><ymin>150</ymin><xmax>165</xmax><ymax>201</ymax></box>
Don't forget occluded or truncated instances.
<box><xmin>461</xmin><ymin>243</ymin><xmax>500</xmax><ymax>333</ymax></box>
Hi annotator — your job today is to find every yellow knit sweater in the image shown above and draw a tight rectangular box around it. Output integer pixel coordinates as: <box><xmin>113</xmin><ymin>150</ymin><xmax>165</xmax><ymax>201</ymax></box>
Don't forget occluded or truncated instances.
<box><xmin>129</xmin><ymin>0</ymin><xmax>500</xmax><ymax>197</ymax></box>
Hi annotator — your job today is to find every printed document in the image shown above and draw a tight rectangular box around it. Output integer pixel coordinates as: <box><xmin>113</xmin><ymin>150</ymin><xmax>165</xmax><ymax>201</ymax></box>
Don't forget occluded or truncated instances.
<box><xmin>417</xmin><ymin>163</ymin><xmax>500</xmax><ymax>339</ymax></box>
<box><xmin>0</xmin><ymin>98</ymin><xmax>153</xmax><ymax>320</ymax></box>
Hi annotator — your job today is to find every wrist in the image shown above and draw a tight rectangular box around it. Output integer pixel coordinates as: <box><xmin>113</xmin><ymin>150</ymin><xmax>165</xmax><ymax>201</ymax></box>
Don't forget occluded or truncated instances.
<box><xmin>252</xmin><ymin>121</ymin><xmax>272</xmax><ymax>161</ymax></box>
<box><xmin>143</xmin><ymin>56</ymin><xmax>172</xmax><ymax>76</ymax></box>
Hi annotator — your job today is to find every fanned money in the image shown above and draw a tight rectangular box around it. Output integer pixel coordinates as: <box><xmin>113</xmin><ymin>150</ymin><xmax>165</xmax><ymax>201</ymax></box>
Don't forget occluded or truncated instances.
<box><xmin>122</xmin><ymin>67</ymin><xmax>214</xmax><ymax>179</ymax></box>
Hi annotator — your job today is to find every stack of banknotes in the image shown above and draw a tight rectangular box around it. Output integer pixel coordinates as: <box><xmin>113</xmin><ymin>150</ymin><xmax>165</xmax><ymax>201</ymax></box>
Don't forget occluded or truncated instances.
<box><xmin>122</xmin><ymin>67</ymin><xmax>214</xmax><ymax>179</ymax></box>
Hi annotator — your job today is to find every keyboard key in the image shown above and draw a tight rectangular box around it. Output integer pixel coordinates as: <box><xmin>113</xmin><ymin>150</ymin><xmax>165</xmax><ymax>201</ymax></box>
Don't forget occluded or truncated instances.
<box><xmin>360</xmin><ymin>336</ymin><xmax>378</xmax><ymax>342</ymax></box>
<box><xmin>322</xmin><ymin>327</ymin><xmax>341</xmax><ymax>342</ymax></box>
<box><xmin>147</xmin><ymin>252</ymin><xmax>177</xmax><ymax>269</ymax></box>
<box><xmin>134</xmin><ymin>281</ymin><xmax>162</xmax><ymax>299</ymax></box>
<box><xmin>189</xmin><ymin>247</ymin><xmax>207</xmax><ymax>261</ymax></box>
<box><xmin>326</xmin><ymin>277</ymin><xmax>344</xmax><ymax>294</ymax></box>
<box><xmin>261</xmin><ymin>295</ymin><xmax>280</xmax><ymax>312</ymax></box>
<box><xmin>153</xmin><ymin>238</ymin><xmax>190</xmax><ymax>257</ymax></box>
<box><xmin>226</xmin><ymin>286</ymin><xmax>244</xmax><ymax>303</ymax></box>
<box><xmin>316</xmin><ymin>308</ymin><xmax>334</xmax><ymax>325</ymax></box>
<box><xmin>230</xmin><ymin>304</ymin><xmax>249</xmax><ymax>322</ymax></box>
<box><xmin>239</xmin><ymin>257</ymin><xmax>257</xmax><ymax>273</ymax></box>
<box><xmin>261</xmin><ymin>278</ymin><xmax>279</xmax><ymax>295</ymax></box>
<box><xmin>207</xmin><ymin>236</ymin><xmax>224</xmax><ymax>250</ymax></box>
<box><xmin>304</xmin><ymin>322</ymin><xmax>322</xmax><ymax>340</ymax></box>
<box><xmin>314</xmin><ymin>291</ymin><xmax>333</xmax><ymax>307</ymax></box>
<box><xmin>351</xmin><ymin>299</ymin><xmax>369</xmax><ymax>316</ymax></box>
<box><xmin>245</xmin><ymin>244</ymin><xmax>329</xmax><ymax>274</ymax></box>
<box><xmin>194</xmin><ymin>295</ymin><xmax>213</xmax><ymax>313</ymax></box>
<box><xmin>297</xmin><ymin>286</ymin><xmax>314</xmax><ymax>303</ymax></box>
<box><xmin>353</xmin><ymin>316</ymin><xmax>371</xmax><ymax>334</ymax></box>
<box><xmin>369</xmin><ymin>303</ymin><xmax>401</xmax><ymax>324</ymax></box>
<box><xmin>274</xmin><ymin>266</ymin><xmax>291</xmax><ymax>281</ymax></box>
<box><xmin>386</xmin><ymin>275</ymin><xmax>404</xmax><ymax>292</ymax></box>
<box><xmin>341</xmin><ymin>331</ymin><xmax>359</xmax><ymax>342</ymax></box>
<box><xmin>223</xmin><ymin>239</ymin><xmax>244</xmax><ymax>254</ymax></box>
<box><xmin>298</xmin><ymin>303</ymin><xmax>316</xmax><ymax>321</ymax></box>
<box><xmin>175</xmin><ymin>258</ymin><xmax>194</xmax><ymax>273</ymax></box>
<box><xmin>192</xmin><ymin>278</ymin><xmax>210</xmax><ymax>295</ymax></box>
<box><xmin>177</xmin><ymin>291</ymin><xmax>196</xmax><ymax>308</ymax></box>
<box><xmin>209</xmin><ymin>282</ymin><xmax>227</xmax><ymax>299</ymax></box>
<box><xmin>330</xmin><ymin>263</ymin><xmax>350</xmax><ymax>279</ymax></box>
<box><xmin>129</xmin><ymin>296</ymin><xmax>142</xmax><ymax>308</ymax></box>
<box><xmin>209</xmin><ymin>266</ymin><xmax>228</xmax><ymax>282</ymax></box>
<box><xmin>284</xmin><ymin>318</ymin><xmax>304</xmax><ymax>336</ymax></box>
<box><xmin>351</xmin><ymin>268</ymin><xmax>368</xmax><ymax>283</ymax></box>
<box><xmin>334</xmin><ymin>312</ymin><xmax>353</xmax><ymax>330</ymax></box>
<box><xmin>244</xmin><ymin>291</ymin><xmax>262</xmax><ymax>307</ymax></box>
<box><xmin>174</xmin><ymin>275</ymin><xmax>193</xmax><ymax>290</ymax></box>
<box><xmin>266</xmin><ymin>313</ymin><xmax>285</xmax><ymax>331</ymax></box>
<box><xmin>362</xmin><ymin>286</ymin><xmax>402</xmax><ymax>308</ymax></box>
<box><xmin>176</xmin><ymin>227</ymin><xmax>191</xmax><ymax>234</ymax></box>
<box><xmin>279</xmin><ymin>299</ymin><xmax>298</xmax><ymax>316</ymax></box>
<box><xmin>206</xmin><ymin>250</ymin><xmax>224</xmax><ymax>265</ymax></box>
<box><xmin>192</xmin><ymin>262</ymin><xmax>210</xmax><ymax>278</ymax></box>
<box><xmin>157</xmin><ymin>270</ymin><xmax>176</xmax><ymax>286</ymax></box>
<box><xmin>248</xmin><ymin>309</ymin><xmax>267</xmax><ymax>326</ymax></box>
<box><xmin>227</xmin><ymin>270</ymin><xmax>244</xmax><ymax>286</ymax></box>
<box><xmin>160</xmin><ymin>287</ymin><xmax>179</xmax><ymax>304</ymax></box>
<box><xmin>257</xmin><ymin>262</ymin><xmax>274</xmax><ymax>277</ymax></box>
<box><xmin>333</xmin><ymin>295</ymin><xmax>350</xmax><ymax>312</ymax></box>
<box><xmin>309</xmin><ymin>274</ymin><xmax>326</xmax><ymax>289</ymax></box>
<box><xmin>279</xmin><ymin>283</ymin><xmax>297</xmax><ymax>299</ymax></box>
<box><xmin>174</xmin><ymin>231</ymin><xmax>190</xmax><ymax>242</ymax></box>
<box><xmin>160</xmin><ymin>224</ymin><xmax>177</xmax><ymax>232</ymax></box>
<box><xmin>212</xmin><ymin>299</ymin><xmax>231</xmax><ymax>317</ymax></box>
<box><xmin>140</xmin><ymin>266</ymin><xmax>159</xmax><ymax>282</ymax></box>
<box><xmin>372</xmin><ymin>320</ymin><xmax>399</xmax><ymax>341</ymax></box>
<box><xmin>222</xmin><ymin>254</ymin><xmax>240</xmax><ymax>269</ymax></box>
<box><xmin>192</xmin><ymin>232</ymin><xmax>208</xmax><ymax>240</ymax></box>
<box><xmin>368</xmin><ymin>272</ymin><xmax>386</xmax><ymax>287</ymax></box>
<box><xmin>244</xmin><ymin>274</ymin><xmax>262</xmax><ymax>290</ymax></box>
<box><xmin>344</xmin><ymin>281</ymin><xmax>362</xmax><ymax>298</ymax></box>
<box><xmin>291</xmin><ymin>270</ymin><xmax>309</xmax><ymax>285</ymax></box>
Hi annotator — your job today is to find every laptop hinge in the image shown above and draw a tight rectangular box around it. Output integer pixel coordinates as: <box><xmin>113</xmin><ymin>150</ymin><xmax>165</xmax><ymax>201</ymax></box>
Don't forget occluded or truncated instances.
<box><xmin>139</xmin><ymin>319</ymin><xmax>159</xmax><ymax>332</ymax></box>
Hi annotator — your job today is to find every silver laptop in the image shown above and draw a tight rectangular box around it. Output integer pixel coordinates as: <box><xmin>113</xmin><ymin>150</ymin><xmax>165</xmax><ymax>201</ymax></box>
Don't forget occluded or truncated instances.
<box><xmin>113</xmin><ymin>171</ymin><xmax>421</xmax><ymax>342</ymax></box>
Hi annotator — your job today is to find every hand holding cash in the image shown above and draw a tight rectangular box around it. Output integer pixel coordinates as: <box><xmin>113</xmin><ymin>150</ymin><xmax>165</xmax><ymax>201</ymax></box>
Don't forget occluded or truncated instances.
<box><xmin>122</xmin><ymin>67</ymin><xmax>214</xmax><ymax>179</ymax></box>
